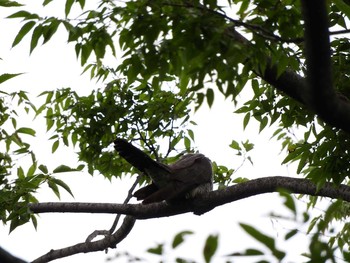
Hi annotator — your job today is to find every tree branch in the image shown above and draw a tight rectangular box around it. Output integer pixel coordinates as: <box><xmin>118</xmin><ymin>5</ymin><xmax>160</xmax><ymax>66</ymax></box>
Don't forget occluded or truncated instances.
<box><xmin>301</xmin><ymin>0</ymin><xmax>350</xmax><ymax>132</ymax></box>
<box><xmin>223</xmin><ymin>6</ymin><xmax>350</xmax><ymax>133</ymax></box>
<box><xmin>31</xmin><ymin>216</ymin><xmax>136</xmax><ymax>263</ymax></box>
<box><xmin>223</xmin><ymin>26</ymin><xmax>309</xmax><ymax>105</ymax></box>
<box><xmin>0</xmin><ymin>247</ymin><xmax>26</xmax><ymax>263</ymax></box>
<box><xmin>29</xmin><ymin>176</ymin><xmax>350</xmax><ymax>218</ymax></box>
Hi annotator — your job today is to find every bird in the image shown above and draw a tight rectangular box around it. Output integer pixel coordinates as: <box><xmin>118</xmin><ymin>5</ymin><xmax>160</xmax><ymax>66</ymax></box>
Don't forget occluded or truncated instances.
<box><xmin>114</xmin><ymin>138</ymin><xmax>213</xmax><ymax>204</ymax></box>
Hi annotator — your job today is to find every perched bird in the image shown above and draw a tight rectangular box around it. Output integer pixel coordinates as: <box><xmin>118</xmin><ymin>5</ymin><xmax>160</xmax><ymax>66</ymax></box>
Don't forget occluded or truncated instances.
<box><xmin>114</xmin><ymin>138</ymin><xmax>213</xmax><ymax>204</ymax></box>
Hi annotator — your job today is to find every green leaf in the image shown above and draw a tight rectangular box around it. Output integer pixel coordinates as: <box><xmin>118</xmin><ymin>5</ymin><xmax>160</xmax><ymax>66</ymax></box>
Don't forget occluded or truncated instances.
<box><xmin>240</xmin><ymin>223</ymin><xmax>274</xmax><ymax>249</ymax></box>
<box><xmin>27</xmin><ymin>162</ymin><xmax>37</xmax><ymax>177</ymax></box>
<box><xmin>279</xmin><ymin>190</ymin><xmax>296</xmax><ymax>217</ymax></box>
<box><xmin>78</xmin><ymin>0</ymin><xmax>85</xmax><ymax>9</ymax></box>
<box><xmin>285</xmin><ymin>229</ymin><xmax>298</xmax><ymax>240</ymax></box>
<box><xmin>276</xmin><ymin>54</ymin><xmax>288</xmax><ymax>78</ymax></box>
<box><xmin>11</xmin><ymin>117</ymin><xmax>17</xmax><ymax>128</ymax></box>
<box><xmin>259</xmin><ymin>116</ymin><xmax>268</xmax><ymax>132</ymax></box>
<box><xmin>12</xmin><ymin>21</ymin><xmax>36</xmax><ymax>47</ymax></box>
<box><xmin>196</xmin><ymin>92</ymin><xmax>205</xmax><ymax>110</ymax></box>
<box><xmin>65</xmin><ymin>0</ymin><xmax>74</xmax><ymax>17</ymax></box>
<box><xmin>7</xmin><ymin>11</ymin><xmax>33</xmax><ymax>19</ymax></box>
<box><xmin>237</xmin><ymin>0</ymin><xmax>249</xmax><ymax>16</ymax></box>
<box><xmin>240</xmin><ymin>223</ymin><xmax>285</xmax><ymax>260</ymax></box>
<box><xmin>52</xmin><ymin>140</ymin><xmax>59</xmax><ymax>153</ymax></box>
<box><xmin>242</xmin><ymin>248</ymin><xmax>264</xmax><ymax>256</ymax></box>
<box><xmin>297</xmin><ymin>152</ymin><xmax>308</xmax><ymax>174</ymax></box>
<box><xmin>0</xmin><ymin>73</ymin><xmax>23</xmax><ymax>84</ymax></box>
<box><xmin>31</xmin><ymin>214</ymin><xmax>38</xmax><ymax>230</ymax></box>
<box><xmin>53</xmin><ymin>165</ymin><xmax>73</xmax><ymax>173</ymax></box>
<box><xmin>0</xmin><ymin>0</ymin><xmax>23</xmax><ymax>7</ymax></box>
<box><xmin>228</xmin><ymin>248</ymin><xmax>264</xmax><ymax>256</ymax></box>
<box><xmin>179</xmin><ymin>75</ymin><xmax>189</xmax><ymax>95</ymax></box>
<box><xmin>51</xmin><ymin>178</ymin><xmax>74</xmax><ymax>197</ymax></box>
<box><xmin>147</xmin><ymin>243</ymin><xmax>163</xmax><ymax>255</ymax></box>
<box><xmin>16</xmin><ymin>127</ymin><xmax>36</xmax><ymax>136</ymax></box>
<box><xmin>43</xmin><ymin>0</ymin><xmax>54</xmax><ymax>6</ymax></box>
<box><xmin>48</xmin><ymin>180</ymin><xmax>60</xmax><ymax>199</ymax></box>
<box><xmin>229</xmin><ymin>140</ymin><xmax>241</xmax><ymax>151</ymax></box>
<box><xmin>206</xmin><ymin>88</ymin><xmax>214</xmax><ymax>108</ymax></box>
<box><xmin>38</xmin><ymin>164</ymin><xmax>48</xmax><ymax>174</ymax></box>
<box><xmin>76</xmin><ymin>164</ymin><xmax>85</xmax><ymax>171</ymax></box>
<box><xmin>232</xmin><ymin>177</ymin><xmax>249</xmax><ymax>183</ymax></box>
<box><xmin>17</xmin><ymin>166</ymin><xmax>25</xmax><ymax>179</ymax></box>
<box><xmin>333</xmin><ymin>0</ymin><xmax>350</xmax><ymax>18</ymax></box>
<box><xmin>42</xmin><ymin>19</ymin><xmax>61</xmax><ymax>44</ymax></box>
<box><xmin>30</xmin><ymin>24</ymin><xmax>43</xmax><ymax>53</ymax></box>
<box><xmin>203</xmin><ymin>234</ymin><xmax>218</xmax><ymax>263</ymax></box>
<box><xmin>172</xmin><ymin>230</ymin><xmax>194</xmax><ymax>249</ymax></box>
<box><xmin>281</xmin><ymin>147</ymin><xmax>303</xmax><ymax>165</ymax></box>
<box><xmin>184</xmin><ymin>136</ymin><xmax>191</xmax><ymax>150</ymax></box>
<box><xmin>243</xmin><ymin>113</ymin><xmax>250</xmax><ymax>129</ymax></box>
<box><xmin>242</xmin><ymin>140</ymin><xmax>254</xmax><ymax>152</ymax></box>
<box><xmin>251</xmin><ymin>79</ymin><xmax>260</xmax><ymax>96</ymax></box>
<box><xmin>188</xmin><ymin>129</ymin><xmax>195</xmax><ymax>141</ymax></box>
<box><xmin>9</xmin><ymin>217</ymin><xmax>20</xmax><ymax>233</ymax></box>
<box><xmin>80</xmin><ymin>43</ymin><xmax>92</xmax><ymax>66</ymax></box>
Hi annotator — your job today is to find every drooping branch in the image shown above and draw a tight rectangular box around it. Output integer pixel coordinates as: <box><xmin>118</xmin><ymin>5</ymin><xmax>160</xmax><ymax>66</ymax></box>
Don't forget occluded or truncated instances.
<box><xmin>31</xmin><ymin>216</ymin><xmax>136</xmax><ymax>263</ymax></box>
<box><xmin>29</xmin><ymin>176</ymin><xmax>350</xmax><ymax>218</ymax></box>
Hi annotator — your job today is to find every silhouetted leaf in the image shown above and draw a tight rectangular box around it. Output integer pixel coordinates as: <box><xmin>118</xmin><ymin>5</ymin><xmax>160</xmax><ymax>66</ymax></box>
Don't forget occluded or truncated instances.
<box><xmin>172</xmin><ymin>231</ymin><xmax>194</xmax><ymax>249</ymax></box>
<box><xmin>0</xmin><ymin>73</ymin><xmax>23</xmax><ymax>84</ymax></box>
<box><xmin>203</xmin><ymin>234</ymin><xmax>218</xmax><ymax>263</ymax></box>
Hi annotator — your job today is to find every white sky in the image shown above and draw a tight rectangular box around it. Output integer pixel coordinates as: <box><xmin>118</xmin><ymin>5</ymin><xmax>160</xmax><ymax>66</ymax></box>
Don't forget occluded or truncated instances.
<box><xmin>0</xmin><ymin>2</ymin><xmax>326</xmax><ymax>263</ymax></box>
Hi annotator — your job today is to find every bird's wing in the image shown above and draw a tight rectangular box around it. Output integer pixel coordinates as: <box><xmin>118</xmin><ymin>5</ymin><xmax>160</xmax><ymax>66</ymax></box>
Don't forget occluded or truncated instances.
<box><xmin>169</xmin><ymin>154</ymin><xmax>213</xmax><ymax>185</ymax></box>
<box><xmin>133</xmin><ymin>183</ymin><xmax>159</xmax><ymax>201</ymax></box>
<box><xmin>141</xmin><ymin>181</ymin><xmax>194</xmax><ymax>204</ymax></box>
<box><xmin>139</xmin><ymin>154</ymin><xmax>212</xmax><ymax>203</ymax></box>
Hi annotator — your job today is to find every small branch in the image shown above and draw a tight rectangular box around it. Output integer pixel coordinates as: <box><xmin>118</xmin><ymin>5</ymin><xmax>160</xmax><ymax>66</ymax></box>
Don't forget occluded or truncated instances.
<box><xmin>32</xmin><ymin>216</ymin><xmax>136</xmax><ymax>263</ymax></box>
<box><xmin>136</xmin><ymin>123</ymin><xmax>160</xmax><ymax>161</ymax></box>
<box><xmin>108</xmin><ymin>175</ymin><xmax>140</xmax><ymax>233</ymax></box>
<box><xmin>330</xmin><ymin>29</ymin><xmax>350</xmax><ymax>36</ymax></box>
<box><xmin>85</xmin><ymin>175</ymin><xmax>140</xmax><ymax>242</ymax></box>
<box><xmin>29</xmin><ymin>176</ymin><xmax>350</xmax><ymax>218</ymax></box>
<box><xmin>165</xmin><ymin>2</ymin><xmax>302</xmax><ymax>44</ymax></box>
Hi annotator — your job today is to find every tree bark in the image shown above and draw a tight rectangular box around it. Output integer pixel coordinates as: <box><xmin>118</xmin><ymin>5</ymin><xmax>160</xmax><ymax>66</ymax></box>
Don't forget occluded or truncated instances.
<box><xmin>225</xmin><ymin>3</ymin><xmax>350</xmax><ymax>133</ymax></box>
<box><xmin>29</xmin><ymin>176</ymin><xmax>350</xmax><ymax>218</ymax></box>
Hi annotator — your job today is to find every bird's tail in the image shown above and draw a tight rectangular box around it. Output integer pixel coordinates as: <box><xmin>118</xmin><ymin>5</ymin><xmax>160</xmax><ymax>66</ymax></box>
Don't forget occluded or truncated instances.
<box><xmin>114</xmin><ymin>138</ymin><xmax>158</xmax><ymax>173</ymax></box>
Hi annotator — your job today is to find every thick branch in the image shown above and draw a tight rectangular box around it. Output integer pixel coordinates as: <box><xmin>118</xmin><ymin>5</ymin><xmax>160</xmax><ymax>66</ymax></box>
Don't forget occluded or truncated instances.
<box><xmin>301</xmin><ymin>0</ymin><xmax>333</xmax><ymax>105</ymax></box>
<box><xmin>300</xmin><ymin>0</ymin><xmax>350</xmax><ymax>132</ymax></box>
<box><xmin>29</xmin><ymin>176</ymin><xmax>350</xmax><ymax>218</ymax></box>
<box><xmin>31</xmin><ymin>216</ymin><xmax>136</xmax><ymax>263</ymax></box>
<box><xmin>0</xmin><ymin>247</ymin><xmax>26</xmax><ymax>263</ymax></box>
<box><xmin>225</xmin><ymin>11</ymin><xmax>350</xmax><ymax>133</ymax></box>
<box><xmin>225</xmin><ymin>26</ymin><xmax>308</xmax><ymax>105</ymax></box>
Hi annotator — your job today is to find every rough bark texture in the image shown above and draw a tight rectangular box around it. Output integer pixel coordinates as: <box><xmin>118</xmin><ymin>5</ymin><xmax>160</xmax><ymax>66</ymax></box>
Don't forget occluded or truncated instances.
<box><xmin>31</xmin><ymin>216</ymin><xmax>136</xmax><ymax>263</ymax></box>
<box><xmin>29</xmin><ymin>176</ymin><xmax>350</xmax><ymax>217</ymax></box>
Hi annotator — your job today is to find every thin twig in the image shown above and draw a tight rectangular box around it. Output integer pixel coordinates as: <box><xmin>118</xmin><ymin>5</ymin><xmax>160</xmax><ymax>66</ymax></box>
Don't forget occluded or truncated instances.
<box><xmin>109</xmin><ymin>175</ymin><xmax>140</xmax><ymax>233</ymax></box>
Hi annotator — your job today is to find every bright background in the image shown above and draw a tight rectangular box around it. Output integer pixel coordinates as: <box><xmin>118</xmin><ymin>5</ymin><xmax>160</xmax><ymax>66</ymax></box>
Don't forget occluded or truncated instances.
<box><xmin>0</xmin><ymin>2</ymin><xmax>315</xmax><ymax>262</ymax></box>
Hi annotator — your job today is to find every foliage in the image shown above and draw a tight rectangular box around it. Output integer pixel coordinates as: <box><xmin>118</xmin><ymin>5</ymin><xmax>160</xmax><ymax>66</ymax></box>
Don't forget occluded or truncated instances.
<box><xmin>1</xmin><ymin>0</ymin><xmax>350</xmax><ymax>262</ymax></box>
